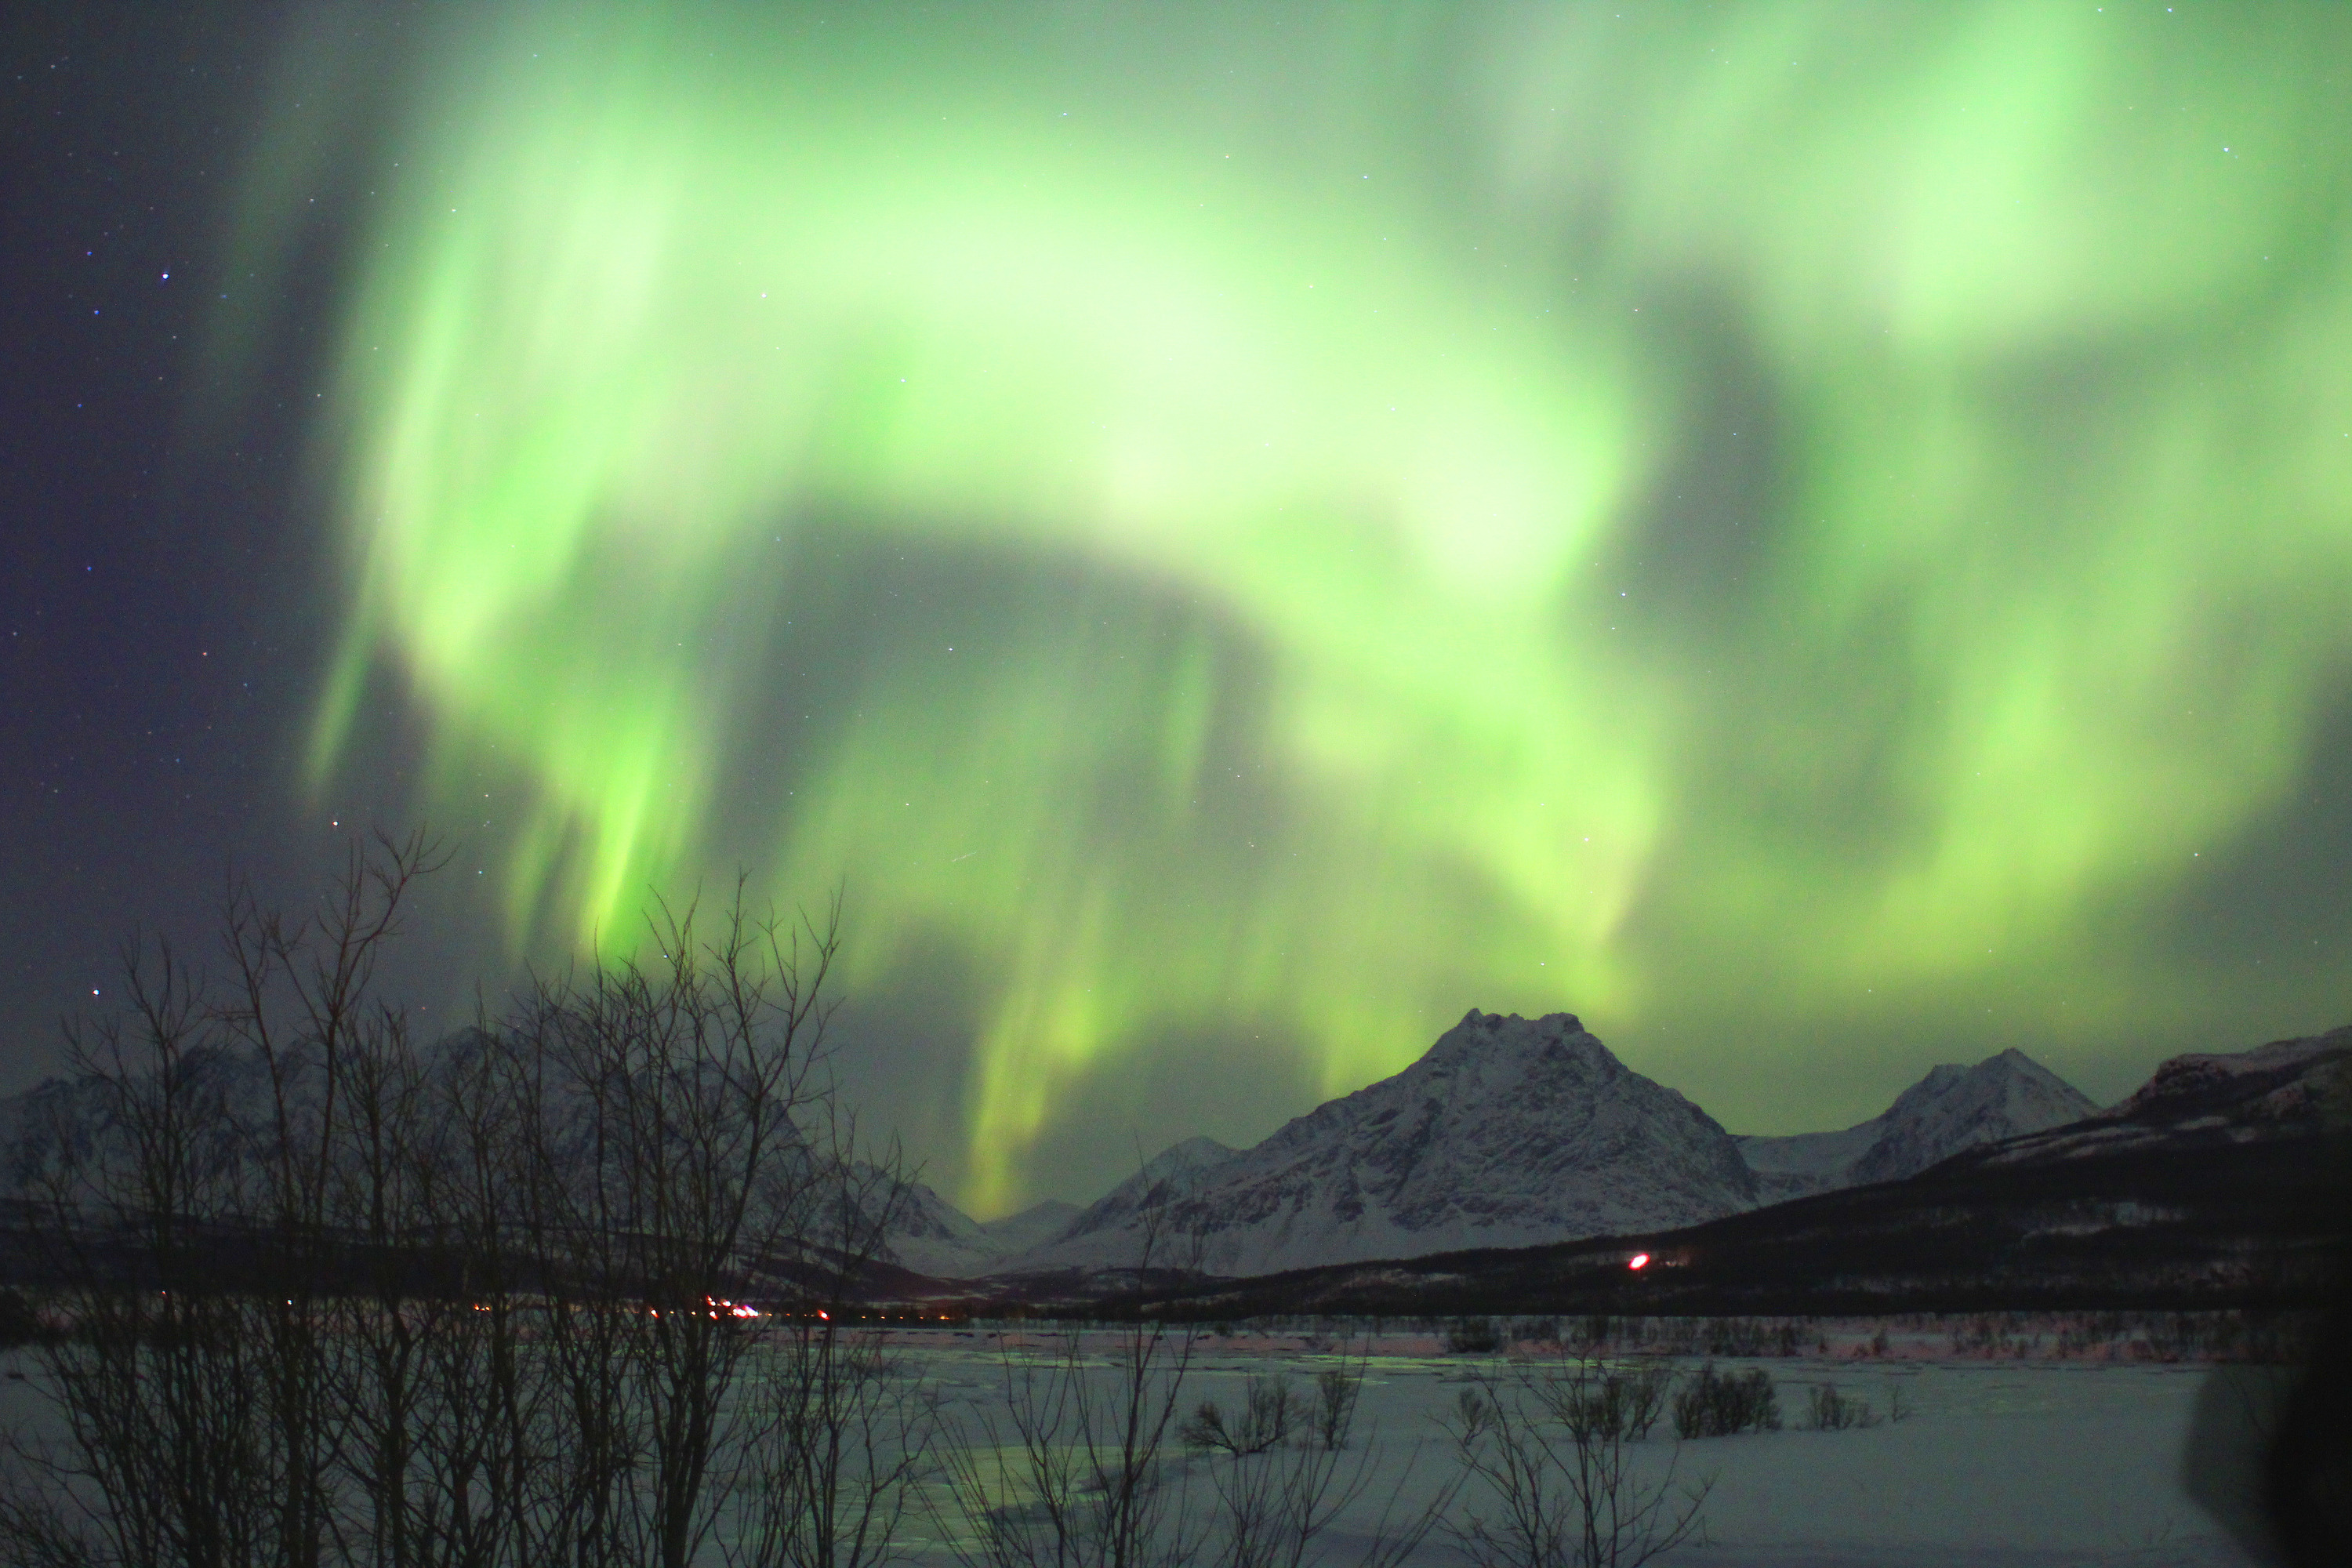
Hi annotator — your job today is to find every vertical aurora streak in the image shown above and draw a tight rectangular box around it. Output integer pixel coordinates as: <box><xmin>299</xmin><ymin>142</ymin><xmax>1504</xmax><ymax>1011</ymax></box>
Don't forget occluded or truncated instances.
<box><xmin>278</xmin><ymin>2</ymin><xmax>2352</xmax><ymax>1211</ymax></box>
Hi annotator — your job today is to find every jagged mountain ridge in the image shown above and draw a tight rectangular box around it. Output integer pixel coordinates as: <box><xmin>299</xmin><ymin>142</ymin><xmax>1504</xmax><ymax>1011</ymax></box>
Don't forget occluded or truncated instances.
<box><xmin>0</xmin><ymin>1012</ymin><xmax>2166</xmax><ymax>1288</ymax></box>
<box><xmin>874</xmin><ymin>1180</ymin><xmax>1007</xmax><ymax>1278</ymax></box>
<box><xmin>1043</xmin><ymin>1136</ymin><xmax>1240</xmax><ymax>1252</ymax></box>
<box><xmin>997</xmin><ymin>1011</ymin><xmax>1759</xmax><ymax>1278</ymax></box>
<box><xmin>1117</xmin><ymin>1022</ymin><xmax>2352</xmax><ymax>1321</ymax></box>
<box><xmin>952</xmin><ymin>1024</ymin><xmax>2105</xmax><ymax>1281</ymax></box>
<box><xmin>1737</xmin><ymin>1047</ymin><xmax>2098</xmax><ymax>1200</ymax></box>
<box><xmin>880</xmin><ymin>1144</ymin><xmax>1243</xmax><ymax>1279</ymax></box>
<box><xmin>1958</xmin><ymin>1024</ymin><xmax>2352</xmax><ymax>1168</ymax></box>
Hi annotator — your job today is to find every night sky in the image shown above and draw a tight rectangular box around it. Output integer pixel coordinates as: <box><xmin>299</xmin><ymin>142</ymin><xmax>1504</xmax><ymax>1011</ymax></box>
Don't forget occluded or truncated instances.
<box><xmin>6</xmin><ymin>2</ymin><xmax>2350</xmax><ymax>1217</ymax></box>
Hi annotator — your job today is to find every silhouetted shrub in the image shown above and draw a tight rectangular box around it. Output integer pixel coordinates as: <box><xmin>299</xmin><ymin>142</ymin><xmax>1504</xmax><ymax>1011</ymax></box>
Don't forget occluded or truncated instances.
<box><xmin>1183</xmin><ymin>1371</ymin><xmax>1299</xmax><ymax>1455</ymax></box>
<box><xmin>1563</xmin><ymin>1360</ymin><xmax>1673</xmax><ymax>1442</ymax></box>
<box><xmin>1806</xmin><ymin>1384</ymin><xmax>1882</xmax><ymax>1431</ymax></box>
<box><xmin>1671</xmin><ymin>1364</ymin><xmax>1781</xmax><ymax>1438</ymax></box>
<box><xmin>0</xmin><ymin>1289</ymin><xmax>44</xmax><ymax>1349</ymax></box>
<box><xmin>1446</xmin><ymin>1316</ymin><xmax>1501</xmax><ymax>1354</ymax></box>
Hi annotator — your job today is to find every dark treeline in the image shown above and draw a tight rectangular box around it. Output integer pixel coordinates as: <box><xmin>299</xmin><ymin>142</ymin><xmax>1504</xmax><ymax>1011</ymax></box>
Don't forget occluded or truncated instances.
<box><xmin>0</xmin><ymin>834</ymin><xmax>917</xmax><ymax>1568</ymax></box>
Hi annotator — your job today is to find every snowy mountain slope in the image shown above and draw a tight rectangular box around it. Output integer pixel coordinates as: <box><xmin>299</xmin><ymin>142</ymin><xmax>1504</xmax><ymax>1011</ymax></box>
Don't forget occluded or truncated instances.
<box><xmin>0</xmin><ymin>1032</ymin><xmax>1018</xmax><ymax>1282</ymax></box>
<box><xmin>1731</xmin><ymin>1121</ymin><xmax>1881</xmax><ymax>1202</ymax></box>
<box><xmin>875</xmin><ymin>1179</ymin><xmax>1009</xmax><ymax>1277</ymax></box>
<box><xmin>925</xmin><ymin>1032</ymin><xmax>2324</xmax><ymax>1280</ymax></box>
<box><xmin>1964</xmin><ymin>1023</ymin><xmax>2352</xmax><ymax>1167</ymax></box>
<box><xmin>978</xmin><ymin>1200</ymin><xmax>1083</xmax><ymax>1254</ymax></box>
<box><xmin>1737</xmin><ymin>1048</ymin><xmax>2097</xmax><ymax>1199</ymax></box>
<box><xmin>1034</xmin><ymin>1135</ymin><xmax>1241</xmax><ymax>1261</ymax></box>
<box><xmin>1000</xmin><ymin>1011</ymin><xmax>1757</xmax><ymax>1278</ymax></box>
<box><xmin>1850</xmin><ymin>1049</ymin><xmax>2100</xmax><ymax>1182</ymax></box>
<box><xmin>2101</xmin><ymin>1026</ymin><xmax>2351</xmax><ymax>1129</ymax></box>
<box><xmin>879</xmin><ymin>1194</ymin><xmax>1091</xmax><ymax>1278</ymax></box>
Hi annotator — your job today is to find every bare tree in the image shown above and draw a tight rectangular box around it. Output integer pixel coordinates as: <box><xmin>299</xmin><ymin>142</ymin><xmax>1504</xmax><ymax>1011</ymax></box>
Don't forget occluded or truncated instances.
<box><xmin>500</xmin><ymin>884</ymin><xmax>845</xmax><ymax>1568</ymax></box>
<box><xmin>2</xmin><ymin>829</ymin><xmax>445</xmax><ymax>1568</ymax></box>
<box><xmin>1444</xmin><ymin>1350</ymin><xmax>1706</xmax><ymax>1568</ymax></box>
<box><xmin>0</xmin><ymin>844</ymin><xmax>907</xmax><ymax>1568</ymax></box>
<box><xmin>1191</xmin><ymin>1346</ymin><xmax>1454</xmax><ymax>1568</ymax></box>
<box><xmin>718</xmin><ymin>1107</ymin><xmax>935</xmax><ymax>1568</ymax></box>
<box><xmin>936</xmin><ymin>1201</ymin><xmax>1203</xmax><ymax>1568</ymax></box>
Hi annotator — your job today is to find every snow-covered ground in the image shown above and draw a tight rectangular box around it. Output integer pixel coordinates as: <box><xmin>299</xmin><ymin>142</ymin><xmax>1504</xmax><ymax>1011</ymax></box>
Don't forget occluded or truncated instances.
<box><xmin>887</xmin><ymin>1325</ymin><xmax>2275</xmax><ymax>1566</ymax></box>
<box><xmin>0</xmin><ymin>1323</ymin><xmax>2286</xmax><ymax>1566</ymax></box>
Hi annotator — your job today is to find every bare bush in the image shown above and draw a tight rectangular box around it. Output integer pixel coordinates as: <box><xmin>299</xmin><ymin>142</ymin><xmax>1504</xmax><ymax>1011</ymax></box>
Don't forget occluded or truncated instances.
<box><xmin>935</xmin><ymin>1199</ymin><xmax>1203</xmax><ymax>1568</ymax></box>
<box><xmin>1803</xmin><ymin>1385</ymin><xmax>1881</xmax><ymax>1432</ymax></box>
<box><xmin>935</xmin><ymin>1319</ymin><xmax>1200</xmax><ymax>1568</ymax></box>
<box><xmin>725</xmin><ymin>1316</ymin><xmax>932</xmax><ymax>1568</ymax></box>
<box><xmin>1309</xmin><ymin>1367</ymin><xmax>1359</xmax><ymax>1455</ymax></box>
<box><xmin>1184</xmin><ymin>1375</ymin><xmax>1300</xmax><ymax>1458</ymax></box>
<box><xmin>1</xmin><ymin>833</ymin><xmax>445</xmax><ymax>1568</ymax></box>
<box><xmin>1445</xmin><ymin>1352</ymin><xmax>1708</xmax><ymax>1568</ymax></box>
<box><xmin>0</xmin><ymin>840</ymin><xmax>900</xmax><ymax>1568</ymax></box>
<box><xmin>1445</xmin><ymin>1319</ymin><xmax>1501</xmax><ymax>1355</ymax></box>
<box><xmin>1192</xmin><ymin>1348</ymin><xmax>1453</xmax><ymax>1568</ymax></box>
<box><xmin>1670</xmin><ymin>1366</ymin><xmax>1780</xmax><ymax>1439</ymax></box>
<box><xmin>722</xmin><ymin>1133</ymin><xmax>931</xmax><ymax>1568</ymax></box>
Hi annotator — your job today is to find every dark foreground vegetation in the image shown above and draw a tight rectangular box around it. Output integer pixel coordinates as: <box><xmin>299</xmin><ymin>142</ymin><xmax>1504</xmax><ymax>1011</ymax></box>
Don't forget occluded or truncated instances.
<box><xmin>0</xmin><ymin>836</ymin><xmax>917</xmax><ymax>1568</ymax></box>
<box><xmin>3</xmin><ymin>836</ymin><xmax>2343</xmax><ymax>1566</ymax></box>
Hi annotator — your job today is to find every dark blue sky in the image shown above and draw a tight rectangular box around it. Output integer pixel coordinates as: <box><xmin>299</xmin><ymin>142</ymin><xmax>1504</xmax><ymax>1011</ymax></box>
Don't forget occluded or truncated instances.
<box><xmin>2</xmin><ymin>5</ymin><xmax>370</xmax><ymax>1087</ymax></box>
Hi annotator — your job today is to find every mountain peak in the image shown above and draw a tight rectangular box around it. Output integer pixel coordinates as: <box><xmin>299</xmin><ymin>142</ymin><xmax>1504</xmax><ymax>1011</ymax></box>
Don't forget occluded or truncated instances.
<box><xmin>1421</xmin><ymin>1011</ymin><xmax>1609</xmax><ymax>1072</ymax></box>
<box><xmin>1739</xmin><ymin>1047</ymin><xmax>2097</xmax><ymax>1197</ymax></box>
<box><xmin>1143</xmin><ymin>1134</ymin><xmax>1241</xmax><ymax>1175</ymax></box>
<box><xmin>1850</xmin><ymin>1048</ymin><xmax>2097</xmax><ymax>1183</ymax></box>
<box><xmin>1455</xmin><ymin>1007</ymin><xmax>1586</xmax><ymax>1035</ymax></box>
<box><xmin>1004</xmin><ymin>1007</ymin><xmax>1755</xmax><ymax>1276</ymax></box>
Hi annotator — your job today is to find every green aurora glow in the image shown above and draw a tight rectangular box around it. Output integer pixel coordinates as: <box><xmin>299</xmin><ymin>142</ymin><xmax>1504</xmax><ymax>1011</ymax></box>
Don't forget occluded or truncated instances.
<box><xmin>275</xmin><ymin>2</ymin><xmax>2352</xmax><ymax>1211</ymax></box>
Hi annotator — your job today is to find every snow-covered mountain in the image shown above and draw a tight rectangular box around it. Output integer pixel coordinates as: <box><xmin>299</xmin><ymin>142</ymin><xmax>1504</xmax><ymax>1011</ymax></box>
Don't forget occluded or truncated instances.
<box><xmin>0</xmin><ymin>1033</ymin><xmax>1012</xmax><ymax>1283</ymax></box>
<box><xmin>1729</xmin><ymin>1121</ymin><xmax>1881</xmax><ymax>1203</ymax></box>
<box><xmin>1033</xmin><ymin>1136</ymin><xmax>1240</xmax><ymax>1261</ymax></box>
<box><xmin>999</xmin><ymin>1011</ymin><xmax>1758</xmax><ymax>1278</ymax></box>
<box><xmin>978</xmin><ymin>1200</ymin><xmax>1083</xmax><ymax>1254</ymax></box>
<box><xmin>880</xmin><ymin>1145</ymin><xmax>1239</xmax><ymax>1278</ymax></box>
<box><xmin>1737</xmin><ymin>1048</ymin><xmax>2097</xmax><ymax>1199</ymax></box>
<box><xmin>1963</xmin><ymin>1023</ymin><xmax>2352</xmax><ymax>1167</ymax></box>
<box><xmin>2099</xmin><ymin>1026</ymin><xmax>2350</xmax><ymax>1131</ymax></box>
<box><xmin>877</xmin><ymin>1194</ymin><xmax>1092</xmax><ymax>1277</ymax></box>
<box><xmin>710</xmin><ymin>1025</ymin><xmax>2352</xmax><ymax>1279</ymax></box>
<box><xmin>875</xmin><ymin>1179</ymin><xmax>1011</xmax><ymax>1277</ymax></box>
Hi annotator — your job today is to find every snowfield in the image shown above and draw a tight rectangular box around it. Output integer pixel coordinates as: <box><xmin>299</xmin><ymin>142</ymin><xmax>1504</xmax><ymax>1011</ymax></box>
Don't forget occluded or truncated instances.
<box><xmin>878</xmin><ymin>1324</ymin><xmax>2276</xmax><ymax>1566</ymax></box>
<box><xmin>0</xmin><ymin>1322</ymin><xmax>2288</xmax><ymax>1566</ymax></box>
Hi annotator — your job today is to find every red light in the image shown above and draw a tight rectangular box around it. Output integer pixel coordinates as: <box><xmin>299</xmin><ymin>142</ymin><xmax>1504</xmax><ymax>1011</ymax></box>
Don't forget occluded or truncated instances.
<box><xmin>1628</xmin><ymin>1252</ymin><xmax>1651</xmax><ymax>1271</ymax></box>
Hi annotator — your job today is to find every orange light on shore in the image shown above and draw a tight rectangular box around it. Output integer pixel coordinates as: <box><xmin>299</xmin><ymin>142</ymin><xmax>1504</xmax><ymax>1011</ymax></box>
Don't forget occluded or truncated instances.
<box><xmin>1628</xmin><ymin>1252</ymin><xmax>1651</xmax><ymax>1271</ymax></box>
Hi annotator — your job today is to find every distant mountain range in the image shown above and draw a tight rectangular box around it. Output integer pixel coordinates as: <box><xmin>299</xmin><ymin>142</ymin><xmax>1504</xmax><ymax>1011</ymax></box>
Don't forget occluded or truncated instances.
<box><xmin>5</xmin><ymin>1006</ymin><xmax>2333</xmax><ymax>1303</ymax></box>
<box><xmin>891</xmin><ymin>1011</ymin><xmax>2111</xmax><ymax>1281</ymax></box>
<box><xmin>1115</xmin><ymin>1023</ymin><xmax>2352</xmax><ymax>1319</ymax></box>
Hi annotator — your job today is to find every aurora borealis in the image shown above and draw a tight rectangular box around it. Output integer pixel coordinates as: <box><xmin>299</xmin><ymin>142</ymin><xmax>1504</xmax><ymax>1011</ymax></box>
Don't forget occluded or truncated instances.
<box><xmin>249</xmin><ymin>2</ymin><xmax>2352</xmax><ymax>1213</ymax></box>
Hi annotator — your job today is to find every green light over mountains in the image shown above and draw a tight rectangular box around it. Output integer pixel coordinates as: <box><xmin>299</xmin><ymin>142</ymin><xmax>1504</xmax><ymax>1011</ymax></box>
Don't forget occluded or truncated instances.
<box><xmin>281</xmin><ymin>3</ymin><xmax>2352</xmax><ymax>1210</ymax></box>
